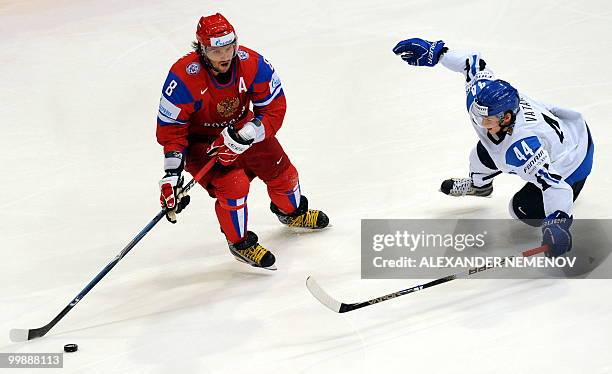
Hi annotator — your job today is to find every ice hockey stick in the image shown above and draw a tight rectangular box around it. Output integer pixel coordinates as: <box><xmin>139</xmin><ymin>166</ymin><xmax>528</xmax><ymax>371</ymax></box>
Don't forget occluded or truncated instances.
<box><xmin>306</xmin><ymin>245</ymin><xmax>548</xmax><ymax>313</ymax></box>
<box><xmin>9</xmin><ymin>158</ymin><xmax>217</xmax><ymax>342</ymax></box>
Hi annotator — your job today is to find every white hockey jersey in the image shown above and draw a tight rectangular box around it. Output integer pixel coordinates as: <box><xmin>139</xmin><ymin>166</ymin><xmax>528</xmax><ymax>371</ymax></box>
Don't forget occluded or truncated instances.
<box><xmin>440</xmin><ymin>49</ymin><xmax>593</xmax><ymax>216</ymax></box>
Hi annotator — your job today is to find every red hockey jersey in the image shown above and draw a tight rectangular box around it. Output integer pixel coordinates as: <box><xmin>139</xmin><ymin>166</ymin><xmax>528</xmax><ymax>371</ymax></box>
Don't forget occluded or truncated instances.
<box><xmin>156</xmin><ymin>46</ymin><xmax>286</xmax><ymax>153</ymax></box>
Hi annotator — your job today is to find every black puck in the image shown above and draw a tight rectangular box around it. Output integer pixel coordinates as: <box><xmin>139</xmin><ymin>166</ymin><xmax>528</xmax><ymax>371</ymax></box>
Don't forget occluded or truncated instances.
<box><xmin>64</xmin><ymin>343</ymin><xmax>78</xmax><ymax>353</ymax></box>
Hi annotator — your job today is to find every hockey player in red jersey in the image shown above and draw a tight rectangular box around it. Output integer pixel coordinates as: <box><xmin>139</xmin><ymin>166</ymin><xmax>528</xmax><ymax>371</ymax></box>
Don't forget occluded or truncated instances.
<box><xmin>157</xmin><ymin>13</ymin><xmax>329</xmax><ymax>270</ymax></box>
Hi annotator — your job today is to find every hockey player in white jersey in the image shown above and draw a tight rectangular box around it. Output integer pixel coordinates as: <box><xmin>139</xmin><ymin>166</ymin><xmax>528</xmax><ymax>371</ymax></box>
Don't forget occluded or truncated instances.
<box><xmin>393</xmin><ymin>38</ymin><xmax>594</xmax><ymax>258</ymax></box>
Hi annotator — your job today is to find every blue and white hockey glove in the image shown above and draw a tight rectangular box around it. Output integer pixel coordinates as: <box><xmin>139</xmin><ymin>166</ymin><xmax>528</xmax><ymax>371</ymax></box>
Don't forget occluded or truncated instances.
<box><xmin>392</xmin><ymin>38</ymin><xmax>446</xmax><ymax>67</ymax></box>
<box><xmin>541</xmin><ymin>210</ymin><xmax>573</xmax><ymax>258</ymax></box>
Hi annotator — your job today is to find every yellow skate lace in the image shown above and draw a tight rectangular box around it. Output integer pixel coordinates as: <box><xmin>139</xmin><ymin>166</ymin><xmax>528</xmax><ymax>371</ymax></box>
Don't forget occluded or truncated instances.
<box><xmin>288</xmin><ymin>210</ymin><xmax>320</xmax><ymax>228</ymax></box>
<box><xmin>238</xmin><ymin>244</ymin><xmax>268</xmax><ymax>264</ymax></box>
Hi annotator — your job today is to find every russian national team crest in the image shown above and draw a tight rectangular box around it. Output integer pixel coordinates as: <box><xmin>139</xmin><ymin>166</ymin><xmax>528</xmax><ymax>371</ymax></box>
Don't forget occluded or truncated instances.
<box><xmin>237</xmin><ymin>50</ymin><xmax>249</xmax><ymax>60</ymax></box>
<box><xmin>186</xmin><ymin>62</ymin><xmax>201</xmax><ymax>75</ymax></box>
<box><xmin>217</xmin><ymin>97</ymin><xmax>240</xmax><ymax>118</ymax></box>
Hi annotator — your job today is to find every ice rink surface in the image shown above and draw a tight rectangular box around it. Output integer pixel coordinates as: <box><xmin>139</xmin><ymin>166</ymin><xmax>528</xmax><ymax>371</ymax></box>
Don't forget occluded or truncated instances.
<box><xmin>1</xmin><ymin>0</ymin><xmax>612</xmax><ymax>372</ymax></box>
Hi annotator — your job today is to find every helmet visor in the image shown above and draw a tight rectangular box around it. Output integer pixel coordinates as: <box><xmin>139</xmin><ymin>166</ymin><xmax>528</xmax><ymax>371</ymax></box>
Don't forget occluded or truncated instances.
<box><xmin>469</xmin><ymin>101</ymin><xmax>503</xmax><ymax>128</ymax></box>
<box><xmin>204</xmin><ymin>42</ymin><xmax>237</xmax><ymax>62</ymax></box>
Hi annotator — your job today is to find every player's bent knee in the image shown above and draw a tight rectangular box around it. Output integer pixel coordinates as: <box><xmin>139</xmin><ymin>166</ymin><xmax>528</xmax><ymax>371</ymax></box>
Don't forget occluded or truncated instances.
<box><xmin>509</xmin><ymin>193</ymin><xmax>544</xmax><ymax>227</ymax></box>
<box><xmin>266</xmin><ymin>163</ymin><xmax>299</xmax><ymax>191</ymax></box>
<box><xmin>212</xmin><ymin>169</ymin><xmax>251</xmax><ymax>198</ymax></box>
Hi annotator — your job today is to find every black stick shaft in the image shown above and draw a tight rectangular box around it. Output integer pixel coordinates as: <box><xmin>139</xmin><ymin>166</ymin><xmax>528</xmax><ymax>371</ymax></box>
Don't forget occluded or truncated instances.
<box><xmin>28</xmin><ymin>210</ymin><xmax>166</xmax><ymax>339</ymax></box>
<box><xmin>24</xmin><ymin>158</ymin><xmax>217</xmax><ymax>340</ymax></box>
<box><xmin>339</xmin><ymin>245</ymin><xmax>548</xmax><ymax>312</ymax></box>
<box><xmin>340</xmin><ymin>275</ymin><xmax>456</xmax><ymax>312</ymax></box>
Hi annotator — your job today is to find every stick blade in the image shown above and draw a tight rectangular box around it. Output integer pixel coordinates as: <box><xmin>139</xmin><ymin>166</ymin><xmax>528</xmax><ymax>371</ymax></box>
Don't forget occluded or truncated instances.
<box><xmin>306</xmin><ymin>276</ymin><xmax>343</xmax><ymax>313</ymax></box>
<box><xmin>9</xmin><ymin>329</ymin><xmax>30</xmax><ymax>342</ymax></box>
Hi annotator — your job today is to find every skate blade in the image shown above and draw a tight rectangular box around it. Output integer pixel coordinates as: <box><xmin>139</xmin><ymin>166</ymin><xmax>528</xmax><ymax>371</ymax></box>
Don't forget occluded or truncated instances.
<box><xmin>232</xmin><ymin>255</ymin><xmax>277</xmax><ymax>271</ymax></box>
<box><xmin>438</xmin><ymin>188</ymin><xmax>492</xmax><ymax>198</ymax></box>
<box><xmin>286</xmin><ymin>224</ymin><xmax>332</xmax><ymax>233</ymax></box>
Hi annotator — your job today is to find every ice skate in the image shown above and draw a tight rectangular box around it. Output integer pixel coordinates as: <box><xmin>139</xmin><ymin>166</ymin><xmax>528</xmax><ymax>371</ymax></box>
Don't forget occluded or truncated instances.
<box><xmin>270</xmin><ymin>196</ymin><xmax>329</xmax><ymax>230</ymax></box>
<box><xmin>229</xmin><ymin>231</ymin><xmax>276</xmax><ymax>271</ymax></box>
<box><xmin>440</xmin><ymin>178</ymin><xmax>493</xmax><ymax>197</ymax></box>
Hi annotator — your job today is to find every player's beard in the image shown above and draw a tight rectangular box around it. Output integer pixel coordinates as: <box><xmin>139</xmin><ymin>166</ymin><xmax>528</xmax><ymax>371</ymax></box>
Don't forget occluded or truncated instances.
<box><xmin>215</xmin><ymin>60</ymin><xmax>232</xmax><ymax>74</ymax></box>
<box><xmin>207</xmin><ymin>58</ymin><xmax>232</xmax><ymax>75</ymax></box>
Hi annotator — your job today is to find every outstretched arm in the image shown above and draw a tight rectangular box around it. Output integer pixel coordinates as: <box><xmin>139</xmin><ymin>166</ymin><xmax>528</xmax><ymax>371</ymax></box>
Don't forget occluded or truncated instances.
<box><xmin>393</xmin><ymin>38</ymin><xmax>496</xmax><ymax>109</ymax></box>
<box><xmin>439</xmin><ymin>49</ymin><xmax>496</xmax><ymax>84</ymax></box>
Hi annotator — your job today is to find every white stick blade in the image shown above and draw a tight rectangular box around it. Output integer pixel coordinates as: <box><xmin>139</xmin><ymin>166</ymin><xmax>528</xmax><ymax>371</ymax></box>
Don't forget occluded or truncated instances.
<box><xmin>9</xmin><ymin>329</ymin><xmax>29</xmax><ymax>342</ymax></box>
<box><xmin>306</xmin><ymin>276</ymin><xmax>342</xmax><ymax>313</ymax></box>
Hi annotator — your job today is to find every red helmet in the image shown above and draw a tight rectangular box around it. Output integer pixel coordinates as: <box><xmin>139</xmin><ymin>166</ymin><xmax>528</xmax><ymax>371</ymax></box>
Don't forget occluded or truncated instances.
<box><xmin>196</xmin><ymin>13</ymin><xmax>237</xmax><ymax>47</ymax></box>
